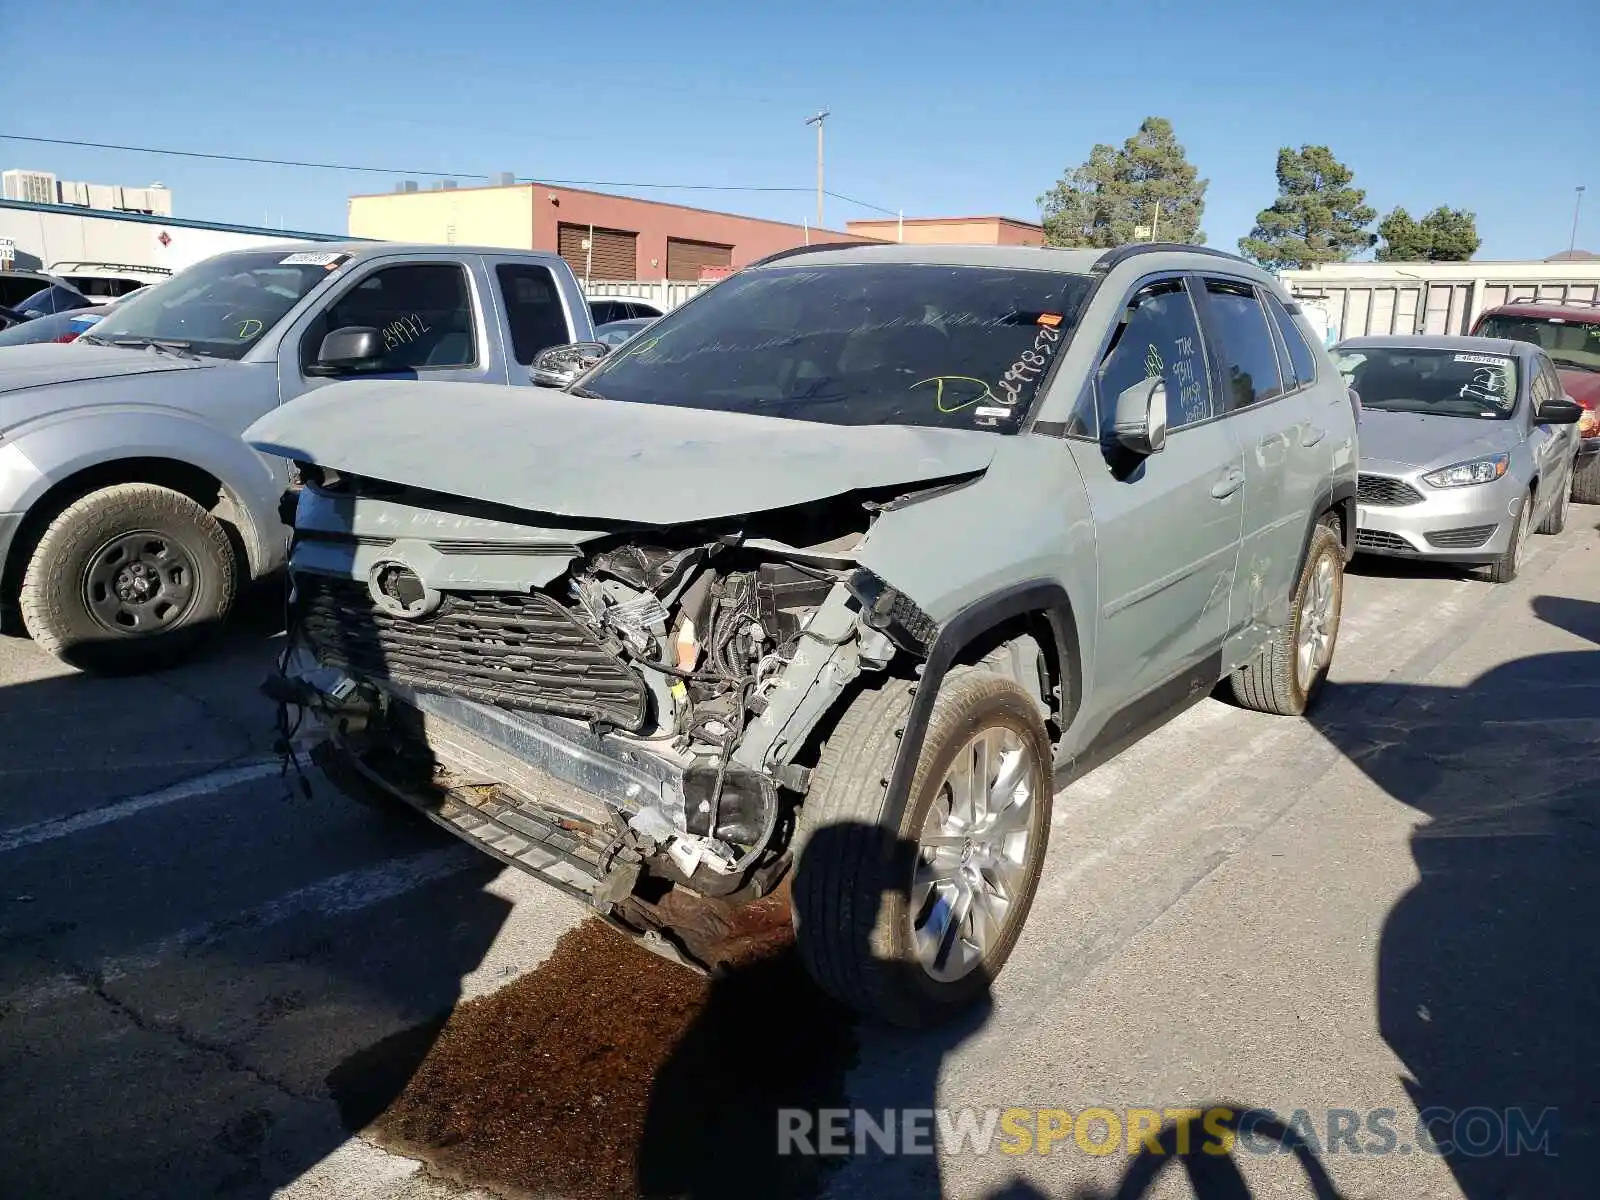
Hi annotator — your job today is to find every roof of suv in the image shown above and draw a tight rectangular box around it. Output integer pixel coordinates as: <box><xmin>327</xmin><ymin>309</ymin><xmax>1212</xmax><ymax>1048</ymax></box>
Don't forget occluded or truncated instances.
<box><xmin>1477</xmin><ymin>299</ymin><xmax>1600</xmax><ymax>324</ymax></box>
<box><xmin>746</xmin><ymin>240</ymin><xmax>1279</xmax><ymax>283</ymax></box>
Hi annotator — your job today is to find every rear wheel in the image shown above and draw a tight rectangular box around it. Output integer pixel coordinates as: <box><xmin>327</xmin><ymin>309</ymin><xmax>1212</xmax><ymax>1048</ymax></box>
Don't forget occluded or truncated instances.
<box><xmin>792</xmin><ymin>670</ymin><xmax>1053</xmax><ymax>1026</ymax></box>
<box><xmin>1572</xmin><ymin>453</ymin><xmax>1600</xmax><ymax>505</ymax></box>
<box><xmin>1230</xmin><ymin>518</ymin><xmax>1344</xmax><ymax>716</ymax></box>
<box><xmin>1486</xmin><ymin>490</ymin><xmax>1533</xmax><ymax>584</ymax></box>
<box><xmin>19</xmin><ymin>483</ymin><xmax>237</xmax><ymax>674</ymax></box>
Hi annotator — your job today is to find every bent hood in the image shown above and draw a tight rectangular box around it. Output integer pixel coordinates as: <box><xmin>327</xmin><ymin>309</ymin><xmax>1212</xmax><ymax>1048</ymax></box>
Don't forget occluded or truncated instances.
<box><xmin>245</xmin><ymin>379</ymin><xmax>998</xmax><ymax>525</ymax></box>
<box><xmin>0</xmin><ymin>341</ymin><xmax>204</xmax><ymax>396</ymax></box>
<box><xmin>1357</xmin><ymin>407</ymin><xmax>1516</xmax><ymax>473</ymax></box>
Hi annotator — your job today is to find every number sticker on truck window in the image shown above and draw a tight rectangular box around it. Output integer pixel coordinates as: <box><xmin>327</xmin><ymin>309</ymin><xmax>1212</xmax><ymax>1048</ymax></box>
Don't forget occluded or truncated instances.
<box><xmin>280</xmin><ymin>251</ymin><xmax>351</xmax><ymax>268</ymax></box>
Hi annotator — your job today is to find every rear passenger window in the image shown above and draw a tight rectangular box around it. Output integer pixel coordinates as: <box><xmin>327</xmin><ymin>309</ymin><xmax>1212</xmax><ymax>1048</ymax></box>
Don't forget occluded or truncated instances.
<box><xmin>496</xmin><ymin>264</ymin><xmax>573</xmax><ymax>365</ymax></box>
<box><xmin>1202</xmin><ymin>279</ymin><xmax>1284</xmax><ymax>408</ymax></box>
<box><xmin>1265</xmin><ymin>294</ymin><xmax>1317</xmax><ymax>389</ymax></box>
<box><xmin>1097</xmin><ymin>278</ymin><xmax>1214</xmax><ymax>432</ymax></box>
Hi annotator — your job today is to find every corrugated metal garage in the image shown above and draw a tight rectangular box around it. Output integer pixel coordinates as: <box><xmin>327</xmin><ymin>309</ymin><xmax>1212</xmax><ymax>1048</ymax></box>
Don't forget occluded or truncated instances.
<box><xmin>665</xmin><ymin>237</ymin><xmax>734</xmax><ymax>281</ymax></box>
<box><xmin>558</xmin><ymin>223</ymin><xmax>637</xmax><ymax>281</ymax></box>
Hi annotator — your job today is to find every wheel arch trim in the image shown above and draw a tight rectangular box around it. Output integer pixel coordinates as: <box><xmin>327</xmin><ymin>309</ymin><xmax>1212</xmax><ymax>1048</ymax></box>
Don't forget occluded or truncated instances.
<box><xmin>880</xmin><ymin>580</ymin><xmax>1082</xmax><ymax>832</ymax></box>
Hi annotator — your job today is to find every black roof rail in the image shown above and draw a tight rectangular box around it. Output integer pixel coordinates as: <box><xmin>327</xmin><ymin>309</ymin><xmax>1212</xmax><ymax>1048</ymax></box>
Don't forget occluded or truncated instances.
<box><xmin>746</xmin><ymin>241</ymin><xmax>868</xmax><ymax>270</ymax></box>
<box><xmin>1091</xmin><ymin>242</ymin><xmax>1255</xmax><ymax>275</ymax></box>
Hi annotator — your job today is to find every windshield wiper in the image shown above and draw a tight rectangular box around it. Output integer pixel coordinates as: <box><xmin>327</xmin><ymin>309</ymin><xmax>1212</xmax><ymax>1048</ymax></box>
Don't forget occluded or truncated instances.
<box><xmin>568</xmin><ymin>385</ymin><xmax>608</xmax><ymax>399</ymax></box>
<box><xmin>111</xmin><ymin>337</ymin><xmax>198</xmax><ymax>361</ymax></box>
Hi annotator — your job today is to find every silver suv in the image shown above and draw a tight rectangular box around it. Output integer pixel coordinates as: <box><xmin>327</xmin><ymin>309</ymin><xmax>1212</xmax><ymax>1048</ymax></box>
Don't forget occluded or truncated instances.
<box><xmin>251</xmin><ymin>242</ymin><xmax>1358</xmax><ymax>1026</ymax></box>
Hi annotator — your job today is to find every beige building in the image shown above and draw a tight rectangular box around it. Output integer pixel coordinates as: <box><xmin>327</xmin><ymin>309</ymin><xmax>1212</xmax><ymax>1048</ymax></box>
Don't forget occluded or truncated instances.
<box><xmin>846</xmin><ymin>215</ymin><xmax>1045</xmax><ymax>247</ymax></box>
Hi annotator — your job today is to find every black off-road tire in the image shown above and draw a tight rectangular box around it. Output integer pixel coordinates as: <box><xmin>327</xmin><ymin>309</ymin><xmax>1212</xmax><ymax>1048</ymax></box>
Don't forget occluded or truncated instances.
<box><xmin>1230</xmin><ymin>518</ymin><xmax>1344</xmax><ymax>717</ymax></box>
<box><xmin>791</xmin><ymin>670</ymin><xmax>1053</xmax><ymax>1027</ymax></box>
<box><xmin>1486</xmin><ymin>489</ymin><xmax>1533</xmax><ymax>585</ymax></box>
<box><xmin>1537</xmin><ymin>469</ymin><xmax>1571</xmax><ymax>535</ymax></box>
<box><xmin>19</xmin><ymin>483</ymin><xmax>237</xmax><ymax>674</ymax></box>
<box><xmin>1571</xmin><ymin>453</ymin><xmax>1600</xmax><ymax>505</ymax></box>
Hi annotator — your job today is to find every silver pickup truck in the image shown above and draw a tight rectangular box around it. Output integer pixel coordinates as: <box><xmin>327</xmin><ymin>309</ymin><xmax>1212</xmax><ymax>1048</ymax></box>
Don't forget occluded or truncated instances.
<box><xmin>0</xmin><ymin>241</ymin><xmax>595</xmax><ymax>672</ymax></box>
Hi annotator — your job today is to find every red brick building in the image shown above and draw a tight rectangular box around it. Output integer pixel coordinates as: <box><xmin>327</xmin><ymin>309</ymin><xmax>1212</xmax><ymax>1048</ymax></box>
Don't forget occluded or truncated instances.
<box><xmin>348</xmin><ymin>181</ymin><xmax>879</xmax><ymax>282</ymax></box>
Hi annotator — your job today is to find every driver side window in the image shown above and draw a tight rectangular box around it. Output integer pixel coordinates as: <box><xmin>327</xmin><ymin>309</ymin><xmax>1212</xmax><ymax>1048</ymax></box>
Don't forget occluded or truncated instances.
<box><xmin>300</xmin><ymin>263</ymin><xmax>477</xmax><ymax>374</ymax></box>
<box><xmin>1096</xmin><ymin>277</ymin><xmax>1213</xmax><ymax>438</ymax></box>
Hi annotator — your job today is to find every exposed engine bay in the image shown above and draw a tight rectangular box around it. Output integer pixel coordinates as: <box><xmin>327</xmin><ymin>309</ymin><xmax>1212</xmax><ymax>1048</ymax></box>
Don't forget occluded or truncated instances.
<box><xmin>271</xmin><ymin>476</ymin><xmax>956</xmax><ymax>971</ymax></box>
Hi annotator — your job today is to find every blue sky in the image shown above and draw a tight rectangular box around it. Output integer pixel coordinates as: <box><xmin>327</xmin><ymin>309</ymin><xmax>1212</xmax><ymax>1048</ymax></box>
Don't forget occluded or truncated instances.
<box><xmin>4</xmin><ymin>0</ymin><xmax>1597</xmax><ymax>259</ymax></box>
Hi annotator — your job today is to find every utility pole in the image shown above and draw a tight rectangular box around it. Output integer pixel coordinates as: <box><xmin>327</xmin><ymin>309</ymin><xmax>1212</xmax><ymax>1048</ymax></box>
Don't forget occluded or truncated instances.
<box><xmin>805</xmin><ymin>110</ymin><xmax>829</xmax><ymax>229</ymax></box>
<box><xmin>1150</xmin><ymin>200</ymin><xmax>1161</xmax><ymax>242</ymax></box>
<box><xmin>1571</xmin><ymin>185</ymin><xmax>1587</xmax><ymax>255</ymax></box>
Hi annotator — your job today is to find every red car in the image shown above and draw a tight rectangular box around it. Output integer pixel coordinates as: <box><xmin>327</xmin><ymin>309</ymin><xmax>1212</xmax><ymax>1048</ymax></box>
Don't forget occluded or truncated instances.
<box><xmin>1472</xmin><ymin>299</ymin><xmax>1600</xmax><ymax>502</ymax></box>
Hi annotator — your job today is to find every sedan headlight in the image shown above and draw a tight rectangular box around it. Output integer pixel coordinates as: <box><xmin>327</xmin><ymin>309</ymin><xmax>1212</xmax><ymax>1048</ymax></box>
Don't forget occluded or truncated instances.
<box><xmin>1422</xmin><ymin>453</ymin><xmax>1510</xmax><ymax>488</ymax></box>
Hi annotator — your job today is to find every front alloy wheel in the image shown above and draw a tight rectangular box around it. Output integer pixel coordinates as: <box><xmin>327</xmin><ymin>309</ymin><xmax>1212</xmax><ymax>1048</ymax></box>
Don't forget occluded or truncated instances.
<box><xmin>792</xmin><ymin>670</ymin><xmax>1054</xmax><ymax>1026</ymax></box>
<box><xmin>911</xmin><ymin>724</ymin><xmax>1039</xmax><ymax>983</ymax></box>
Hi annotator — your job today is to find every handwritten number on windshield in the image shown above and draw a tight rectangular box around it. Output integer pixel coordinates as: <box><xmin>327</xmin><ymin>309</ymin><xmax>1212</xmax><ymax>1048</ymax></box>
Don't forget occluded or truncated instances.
<box><xmin>996</xmin><ymin>324</ymin><xmax>1063</xmax><ymax>404</ymax></box>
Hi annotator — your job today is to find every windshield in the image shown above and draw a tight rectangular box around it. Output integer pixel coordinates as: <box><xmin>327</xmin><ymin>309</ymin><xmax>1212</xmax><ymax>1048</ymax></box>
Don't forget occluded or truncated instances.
<box><xmin>82</xmin><ymin>249</ymin><xmax>349</xmax><ymax>360</ymax></box>
<box><xmin>1475</xmin><ymin>314</ymin><xmax>1600</xmax><ymax>374</ymax></box>
<box><xmin>1335</xmin><ymin>347</ymin><xmax>1520</xmax><ymax>420</ymax></box>
<box><xmin>576</xmin><ymin>263</ymin><xmax>1096</xmax><ymax>431</ymax></box>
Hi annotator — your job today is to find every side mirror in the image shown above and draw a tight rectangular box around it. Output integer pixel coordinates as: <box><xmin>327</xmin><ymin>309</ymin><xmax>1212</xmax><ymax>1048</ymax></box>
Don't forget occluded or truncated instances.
<box><xmin>1537</xmin><ymin>396</ymin><xmax>1584</xmax><ymax>425</ymax></box>
<box><xmin>1112</xmin><ymin>376</ymin><xmax>1169</xmax><ymax>456</ymax></box>
<box><xmin>530</xmin><ymin>340</ymin><xmax>610</xmax><ymax>388</ymax></box>
<box><xmin>306</xmin><ymin>326</ymin><xmax>385</xmax><ymax>377</ymax></box>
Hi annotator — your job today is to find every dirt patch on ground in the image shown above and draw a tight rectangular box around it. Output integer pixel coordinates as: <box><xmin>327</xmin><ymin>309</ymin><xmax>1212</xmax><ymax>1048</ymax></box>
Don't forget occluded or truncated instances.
<box><xmin>331</xmin><ymin>908</ymin><xmax>857</xmax><ymax>1199</ymax></box>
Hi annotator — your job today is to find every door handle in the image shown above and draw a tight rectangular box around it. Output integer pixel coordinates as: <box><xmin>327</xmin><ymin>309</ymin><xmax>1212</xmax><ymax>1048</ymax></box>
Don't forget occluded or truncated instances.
<box><xmin>1301</xmin><ymin>425</ymin><xmax>1326</xmax><ymax>447</ymax></box>
<box><xmin>1210</xmin><ymin>469</ymin><xmax>1245</xmax><ymax>500</ymax></box>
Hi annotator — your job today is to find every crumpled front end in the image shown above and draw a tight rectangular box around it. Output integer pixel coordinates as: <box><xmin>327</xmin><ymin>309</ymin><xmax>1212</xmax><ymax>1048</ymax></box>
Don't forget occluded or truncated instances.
<box><xmin>268</xmin><ymin>465</ymin><xmax>960</xmax><ymax>971</ymax></box>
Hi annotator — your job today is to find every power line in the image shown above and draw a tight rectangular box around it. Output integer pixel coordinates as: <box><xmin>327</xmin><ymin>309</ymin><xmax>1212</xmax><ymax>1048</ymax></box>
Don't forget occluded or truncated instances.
<box><xmin>826</xmin><ymin>189</ymin><xmax>899</xmax><ymax>217</ymax></box>
<box><xmin>0</xmin><ymin>133</ymin><xmax>894</xmax><ymax>210</ymax></box>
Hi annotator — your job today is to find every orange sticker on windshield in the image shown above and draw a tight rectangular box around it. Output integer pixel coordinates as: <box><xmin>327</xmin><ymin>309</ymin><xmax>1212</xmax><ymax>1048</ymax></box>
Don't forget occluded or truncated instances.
<box><xmin>1037</xmin><ymin>313</ymin><xmax>1063</xmax><ymax>328</ymax></box>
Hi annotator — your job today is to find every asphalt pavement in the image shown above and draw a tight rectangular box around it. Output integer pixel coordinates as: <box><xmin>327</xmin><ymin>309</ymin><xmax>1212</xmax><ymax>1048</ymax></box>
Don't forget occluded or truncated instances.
<box><xmin>1</xmin><ymin>518</ymin><xmax>1596</xmax><ymax>1200</ymax></box>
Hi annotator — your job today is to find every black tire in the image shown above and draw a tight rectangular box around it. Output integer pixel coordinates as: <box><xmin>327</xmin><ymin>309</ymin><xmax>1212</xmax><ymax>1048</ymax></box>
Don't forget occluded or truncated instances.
<box><xmin>1537</xmin><ymin>468</ymin><xmax>1571</xmax><ymax>535</ymax></box>
<box><xmin>791</xmin><ymin>670</ymin><xmax>1053</xmax><ymax>1027</ymax></box>
<box><xmin>1230</xmin><ymin>519</ymin><xmax>1344</xmax><ymax>717</ymax></box>
<box><xmin>1486</xmin><ymin>489</ymin><xmax>1533</xmax><ymax>585</ymax></box>
<box><xmin>1572</xmin><ymin>453</ymin><xmax>1600</xmax><ymax>505</ymax></box>
<box><xmin>19</xmin><ymin>483</ymin><xmax>237</xmax><ymax>674</ymax></box>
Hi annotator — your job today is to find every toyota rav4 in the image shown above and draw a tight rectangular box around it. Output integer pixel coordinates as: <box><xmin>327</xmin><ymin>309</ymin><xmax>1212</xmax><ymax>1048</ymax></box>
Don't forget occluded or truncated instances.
<box><xmin>248</xmin><ymin>242</ymin><xmax>1358</xmax><ymax>1026</ymax></box>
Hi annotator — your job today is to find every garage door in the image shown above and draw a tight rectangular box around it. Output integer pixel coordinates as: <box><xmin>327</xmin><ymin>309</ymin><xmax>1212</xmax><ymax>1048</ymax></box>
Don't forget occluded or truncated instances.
<box><xmin>557</xmin><ymin>224</ymin><xmax>638</xmax><ymax>281</ymax></box>
<box><xmin>666</xmin><ymin>237</ymin><xmax>733</xmax><ymax>282</ymax></box>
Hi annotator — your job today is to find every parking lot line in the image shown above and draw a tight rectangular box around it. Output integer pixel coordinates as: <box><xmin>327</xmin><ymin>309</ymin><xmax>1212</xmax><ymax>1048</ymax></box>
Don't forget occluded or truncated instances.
<box><xmin>0</xmin><ymin>758</ymin><xmax>283</xmax><ymax>855</ymax></box>
<box><xmin>2</xmin><ymin>845</ymin><xmax>479</xmax><ymax>1015</ymax></box>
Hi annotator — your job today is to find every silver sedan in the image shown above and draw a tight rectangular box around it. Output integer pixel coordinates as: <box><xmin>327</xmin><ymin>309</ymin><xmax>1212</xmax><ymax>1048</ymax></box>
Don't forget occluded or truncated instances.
<box><xmin>1337</xmin><ymin>335</ymin><xmax>1583</xmax><ymax>583</ymax></box>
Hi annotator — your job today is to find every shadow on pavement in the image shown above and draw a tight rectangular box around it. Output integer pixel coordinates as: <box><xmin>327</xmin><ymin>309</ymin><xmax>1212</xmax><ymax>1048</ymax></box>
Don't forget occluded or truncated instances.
<box><xmin>636</xmin><ymin>818</ymin><xmax>994</xmax><ymax>1200</ymax></box>
<box><xmin>1308</xmin><ymin>592</ymin><xmax>1600</xmax><ymax>1198</ymax></box>
<box><xmin>0</xmin><ymin>569</ymin><xmax>518</xmax><ymax>1200</ymax></box>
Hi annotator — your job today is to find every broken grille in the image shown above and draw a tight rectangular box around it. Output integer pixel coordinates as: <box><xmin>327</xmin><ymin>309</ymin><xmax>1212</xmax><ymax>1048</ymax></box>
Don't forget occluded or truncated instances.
<box><xmin>295</xmin><ymin>574</ymin><xmax>648</xmax><ymax>731</ymax></box>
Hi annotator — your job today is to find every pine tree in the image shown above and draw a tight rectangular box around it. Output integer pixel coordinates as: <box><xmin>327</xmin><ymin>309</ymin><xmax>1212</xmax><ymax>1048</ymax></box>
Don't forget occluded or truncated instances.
<box><xmin>1039</xmin><ymin>118</ymin><xmax>1207</xmax><ymax>248</ymax></box>
<box><xmin>1239</xmin><ymin>146</ymin><xmax>1376</xmax><ymax>270</ymax></box>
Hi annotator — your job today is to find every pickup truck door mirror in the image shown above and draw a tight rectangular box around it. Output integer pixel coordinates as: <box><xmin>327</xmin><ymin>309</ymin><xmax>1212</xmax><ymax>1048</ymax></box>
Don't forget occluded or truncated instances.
<box><xmin>530</xmin><ymin>340</ymin><xmax>611</xmax><ymax>388</ymax></box>
<box><xmin>1112</xmin><ymin>376</ymin><xmax>1169</xmax><ymax>456</ymax></box>
<box><xmin>306</xmin><ymin>326</ymin><xmax>386</xmax><ymax>377</ymax></box>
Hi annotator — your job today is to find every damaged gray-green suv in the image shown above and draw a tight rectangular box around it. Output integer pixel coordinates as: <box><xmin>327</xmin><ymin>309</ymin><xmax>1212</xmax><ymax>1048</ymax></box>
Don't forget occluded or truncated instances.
<box><xmin>247</xmin><ymin>242</ymin><xmax>1358</xmax><ymax>1026</ymax></box>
